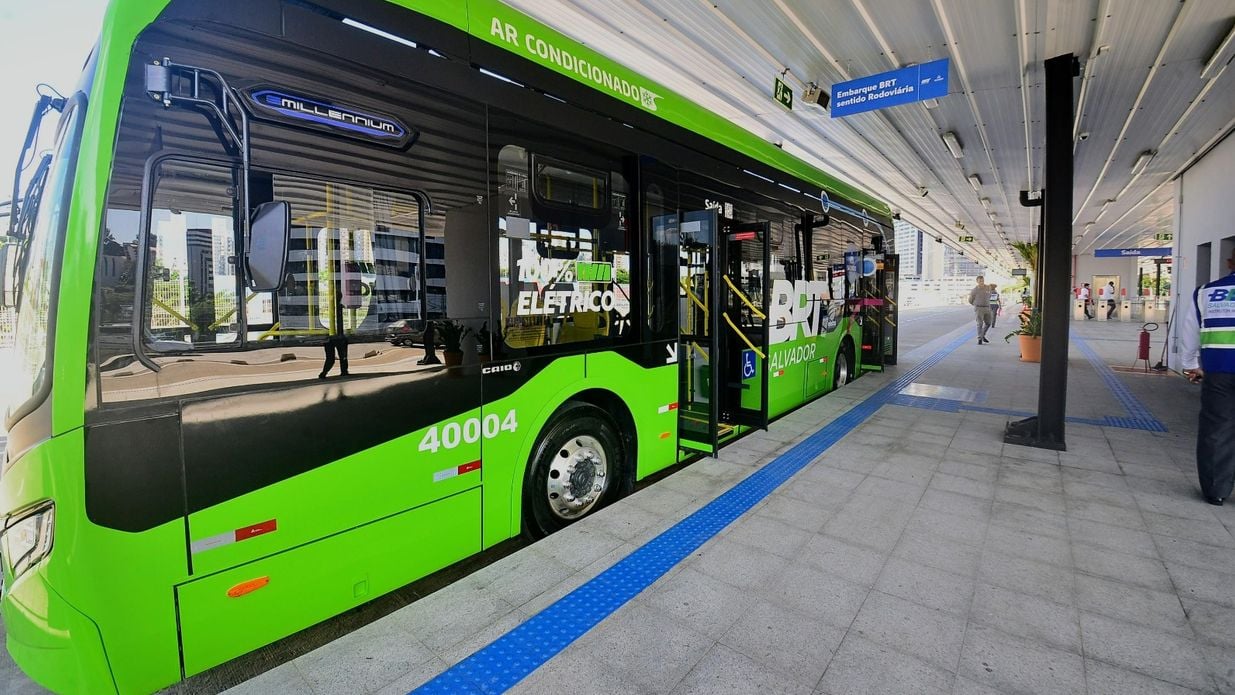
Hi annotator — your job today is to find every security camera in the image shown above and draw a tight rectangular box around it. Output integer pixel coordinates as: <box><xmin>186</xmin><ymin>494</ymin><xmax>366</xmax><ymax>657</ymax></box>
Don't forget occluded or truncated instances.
<box><xmin>1079</xmin><ymin>131</ymin><xmax>1090</xmax><ymax>141</ymax></box>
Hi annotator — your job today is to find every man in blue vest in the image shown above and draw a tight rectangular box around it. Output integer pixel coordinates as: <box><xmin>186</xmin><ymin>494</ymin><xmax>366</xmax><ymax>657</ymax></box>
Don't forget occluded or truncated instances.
<box><xmin>1179</xmin><ymin>248</ymin><xmax>1235</xmax><ymax>505</ymax></box>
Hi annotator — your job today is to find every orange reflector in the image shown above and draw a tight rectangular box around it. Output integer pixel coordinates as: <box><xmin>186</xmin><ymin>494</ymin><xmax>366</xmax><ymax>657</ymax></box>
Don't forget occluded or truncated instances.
<box><xmin>227</xmin><ymin>576</ymin><xmax>270</xmax><ymax>598</ymax></box>
<box><xmin>659</xmin><ymin>432</ymin><xmax>671</xmax><ymax>439</ymax></box>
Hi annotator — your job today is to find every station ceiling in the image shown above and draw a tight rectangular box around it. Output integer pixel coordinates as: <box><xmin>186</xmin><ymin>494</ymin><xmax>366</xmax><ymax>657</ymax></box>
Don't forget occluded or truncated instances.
<box><xmin>506</xmin><ymin>0</ymin><xmax>1235</xmax><ymax>272</ymax></box>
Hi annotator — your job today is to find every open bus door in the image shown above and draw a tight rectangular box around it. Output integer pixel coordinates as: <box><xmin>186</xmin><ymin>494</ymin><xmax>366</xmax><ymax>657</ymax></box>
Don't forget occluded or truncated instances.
<box><xmin>859</xmin><ymin>241</ymin><xmax>899</xmax><ymax>370</ymax></box>
<box><xmin>718</xmin><ymin>221</ymin><xmax>770</xmax><ymax>429</ymax></box>
<box><xmin>677</xmin><ymin>210</ymin><xmax>770</xmax><ymax>455</ymax></box>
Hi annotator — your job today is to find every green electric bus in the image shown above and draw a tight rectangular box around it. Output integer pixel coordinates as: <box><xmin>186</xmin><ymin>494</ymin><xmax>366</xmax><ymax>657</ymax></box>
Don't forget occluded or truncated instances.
<box><xmin>0</xmin><ymin>1</ymin><xmax>896</xmax><ymax>692</ymax></box>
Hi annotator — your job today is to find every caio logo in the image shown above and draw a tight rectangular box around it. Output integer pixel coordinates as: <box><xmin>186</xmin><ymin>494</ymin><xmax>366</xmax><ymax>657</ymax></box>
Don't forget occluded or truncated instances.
<box><xmin>481</xmin><ymin>362</ymin><xmax>523</xmax><ymax>375</ymax></box>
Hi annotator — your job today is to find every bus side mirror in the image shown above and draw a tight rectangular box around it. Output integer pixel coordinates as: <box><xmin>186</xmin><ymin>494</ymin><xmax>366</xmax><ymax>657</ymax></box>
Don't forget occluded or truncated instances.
<box><xmin>246</xmin><ymin>201</ymin><xmax>290</xmax><ymax>292</ymax></box>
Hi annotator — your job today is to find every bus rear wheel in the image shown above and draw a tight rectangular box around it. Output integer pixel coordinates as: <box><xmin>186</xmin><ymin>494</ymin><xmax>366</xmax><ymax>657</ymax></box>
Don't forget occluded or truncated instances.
<box><xmin>524</xmin><ymin>401</ymin><xmax>626</xmax><ymax>538</ymax></box>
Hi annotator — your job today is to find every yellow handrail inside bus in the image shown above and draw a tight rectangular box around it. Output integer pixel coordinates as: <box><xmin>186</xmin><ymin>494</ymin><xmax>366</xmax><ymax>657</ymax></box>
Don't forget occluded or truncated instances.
<box><xmin>680</xmin><ymin>278</ymin><xmax>708</xmax><ymax>317</ymax></box>
<box><xmin>209</xmin><ymin>292</ymin><xmax>259</xmax><ymax>330</ymax></box>
<box><xmin>689</xmin><ymin>340</ymin><xmax>709</xmax><ymax>363</ymax></box>
<box><xmin>152</xmin><ymin>297</ymin><xmax>198</xmax><ymax>332</ymax></box>
<box><xmin>722</xmin><ymin>274</ymin><xmax>766</xmax><ymax>320</ymax></box>
<box><xmin>722</xmin><ymin>313</ymin><xmax>765</xmax><ymax>359</ymax></box>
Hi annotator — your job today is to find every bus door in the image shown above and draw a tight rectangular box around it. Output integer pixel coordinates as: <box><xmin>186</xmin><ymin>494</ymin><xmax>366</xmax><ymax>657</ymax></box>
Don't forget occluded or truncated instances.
<box><xmin>717</xmin><ymin>221</ymin><xmax>770</xmax><ymax>430</ymax></box>
<box><xmin>677</xmin><ymin>209</ymin><xmax>720</xmax><ymax>453</ymax></box>
<box><xmin>677</xmin><ymin>211</ymin><xmax>771</xmax><ymax>455</ymax></box>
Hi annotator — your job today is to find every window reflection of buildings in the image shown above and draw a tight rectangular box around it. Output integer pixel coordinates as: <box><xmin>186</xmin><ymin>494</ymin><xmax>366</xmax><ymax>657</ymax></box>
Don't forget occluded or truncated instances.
<box><xmin>280</xmin><ymin>226</ymin><xmax>440</xmax><ymax>330</ymax></box>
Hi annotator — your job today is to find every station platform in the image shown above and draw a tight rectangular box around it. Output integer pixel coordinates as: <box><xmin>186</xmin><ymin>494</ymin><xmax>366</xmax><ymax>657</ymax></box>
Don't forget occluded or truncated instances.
<box><xmin>196</xmin><ymin>310</ymin><xmax>1231</xmax><ymax>695</ymax></box>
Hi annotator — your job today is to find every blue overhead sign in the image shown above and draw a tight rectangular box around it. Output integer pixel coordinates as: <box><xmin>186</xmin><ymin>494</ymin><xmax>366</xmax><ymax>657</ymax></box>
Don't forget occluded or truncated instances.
<box><xmin>1094</xmin><ymin>248</ymin><xmax>1172</xmax><ymax>258</ymax></box>
<box><xmin>831</xmin><ymin>58</ymin><xmax>950</xmax><ymax>118</ymax></box>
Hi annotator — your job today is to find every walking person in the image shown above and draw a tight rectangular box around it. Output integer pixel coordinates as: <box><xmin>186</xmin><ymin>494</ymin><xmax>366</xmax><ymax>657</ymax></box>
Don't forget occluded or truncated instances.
<box><xmin>319</xmin><ymin>334</ymin><xmax>350</xmax><ymax>378</ymax></box>
<box><xmin>968</xmin><ymin>275</ymin><xmax>993</xmax><ymax>345</ymax></box>
<box><xmin>988</xmin><ymin>283</ymin><xmax>1002</xmax><ymax>328</ymax></box>
<box><xmin>1081</xmin><ymin>283</ymin><xmax>1094</xmax><ymax>319</ymax></box>
<box><xmin>1180</xmin><ymin>248</ymin><xmax>1235</xmax><ymax>506</ymax></box>
<box><xmin>1104</xmin><ymin>281</ymin><xmax>1118</xmax><ymax>319</ymax></box>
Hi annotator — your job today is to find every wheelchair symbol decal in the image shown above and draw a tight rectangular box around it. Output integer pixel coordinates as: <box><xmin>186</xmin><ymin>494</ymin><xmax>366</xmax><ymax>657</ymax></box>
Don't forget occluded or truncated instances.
<box><xmin>741</xmin><ymin>349</ymin><xmax>757</xmax><ymax>380</ymax></box>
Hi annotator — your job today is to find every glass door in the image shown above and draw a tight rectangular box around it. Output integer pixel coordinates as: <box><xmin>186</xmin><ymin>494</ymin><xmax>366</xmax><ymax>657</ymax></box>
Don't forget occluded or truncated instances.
<box><xmin>718</xmin><ymin>221</ymin><xmax>770</xmax><ymax>430</ymax></box>
<box><xmin>677</xmin><ymin>209</ymin><xmax>720</xmax><ymax>453</ymax></box>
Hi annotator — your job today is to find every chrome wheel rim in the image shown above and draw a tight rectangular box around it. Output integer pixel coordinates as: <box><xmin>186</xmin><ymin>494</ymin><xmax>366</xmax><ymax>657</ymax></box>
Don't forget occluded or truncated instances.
<box><xmin>836</xmin><ymin>353</ymin><xmax>850</xmax><ymax>387</ymax></box>
<box><xmin>546</xmin><ymin>434</ymin><xmax>609</xmax><ymax>520</ymax></box>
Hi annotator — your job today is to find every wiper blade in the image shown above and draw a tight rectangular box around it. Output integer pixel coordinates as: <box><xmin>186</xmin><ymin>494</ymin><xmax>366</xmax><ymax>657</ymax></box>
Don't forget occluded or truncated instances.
<box><xmin>8</xmin><ymin>90</ymin><xmax>65</xmax><ymax>239</ymax></box>
<box><xmin>9</xmin><ymin>153</ymin><xmax>52</xmax><ymax>308</ymax></box>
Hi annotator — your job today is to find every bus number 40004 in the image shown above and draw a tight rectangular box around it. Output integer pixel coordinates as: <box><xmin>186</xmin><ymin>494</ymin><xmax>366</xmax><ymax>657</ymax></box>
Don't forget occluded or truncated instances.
<box><xmin>418</xmin><ymin>410</ymin><xmax>519</xmax><ymax>453</ymax></box>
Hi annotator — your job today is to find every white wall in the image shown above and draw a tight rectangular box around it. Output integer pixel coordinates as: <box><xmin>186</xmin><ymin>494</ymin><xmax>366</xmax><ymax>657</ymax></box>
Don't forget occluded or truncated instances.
<box><xmin>1168</xmin><ymin>131</ymin><xmax>1235</xmax><ymax>369</ymax></box>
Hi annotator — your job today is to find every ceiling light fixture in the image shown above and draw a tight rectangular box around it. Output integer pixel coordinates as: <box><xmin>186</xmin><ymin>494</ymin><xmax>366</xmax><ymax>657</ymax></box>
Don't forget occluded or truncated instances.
<box><xmin>979</xmin><ymin>197</ymin><xmax>991</xmax><ymax>210</ymax></box>
<box><xmin>942</xmin><ymin>131</ymin><xmax>964</xmax><ymax>159</ymax></box>
<box><xmin>967</xmin><ymin>174</ymin><xmax>982</xmax><ymax>192</ymax></box>
<box><xmin>1131</xmin><ymin>150</ymin><xmax>1156</xmax><ymax>176</ymax></box>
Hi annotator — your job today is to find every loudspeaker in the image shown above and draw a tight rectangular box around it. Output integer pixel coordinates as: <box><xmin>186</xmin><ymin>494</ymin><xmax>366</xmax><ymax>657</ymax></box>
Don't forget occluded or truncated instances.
<box><xmin>802</xmin><ymin>83</ymin><xmax>829</xmax><ymax>109</ymax></box>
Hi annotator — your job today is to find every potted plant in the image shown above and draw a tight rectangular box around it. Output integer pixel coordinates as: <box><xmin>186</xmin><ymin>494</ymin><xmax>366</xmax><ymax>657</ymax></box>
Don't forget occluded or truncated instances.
<box><xmin>475</xmin><ymin>321</ymin><xmax>492</xmax><ymax>363</ymax></box>
<box><xmin>1005</xmin><ymin>309</ymin><xmax>1042</xmax><ymax>363</ymax></box>
<box><xmin>435</xmin><ymin>319</ymin><xmax>472</xmax><ymax>367</ymax></box>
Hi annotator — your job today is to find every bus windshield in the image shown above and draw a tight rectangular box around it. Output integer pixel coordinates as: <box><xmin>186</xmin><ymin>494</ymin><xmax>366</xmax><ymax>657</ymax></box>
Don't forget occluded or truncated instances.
<box><xmin>6</xmin><ymin>98</ymin><xmax>84</xmax><ymax>425</ymax></box>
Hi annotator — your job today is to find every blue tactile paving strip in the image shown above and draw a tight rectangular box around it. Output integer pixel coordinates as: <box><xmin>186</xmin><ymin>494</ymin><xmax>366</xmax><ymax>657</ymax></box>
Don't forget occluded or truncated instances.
<box><xmin>1070</xmin><ymin>335</ymin><xmax>1168</xmax><ymax>433</ymax></box>
<box><xmin>411</xmin><ymin>331</ymin><xmax>977</xmax><ymax>694</ymax></box>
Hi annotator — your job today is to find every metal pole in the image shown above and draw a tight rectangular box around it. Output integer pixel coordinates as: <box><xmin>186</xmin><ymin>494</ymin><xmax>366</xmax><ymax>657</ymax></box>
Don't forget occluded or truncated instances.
<box><xmin>1006</xmin><ymin>53</ymin><xmax>1077</xmax><ymax>451</ymax></box>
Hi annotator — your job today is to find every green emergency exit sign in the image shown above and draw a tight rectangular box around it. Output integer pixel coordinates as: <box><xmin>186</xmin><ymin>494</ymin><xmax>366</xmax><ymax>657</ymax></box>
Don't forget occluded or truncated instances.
<box><xmin>773</xmin><ymin>77</ymin><xmax>793</xmax><ymax>110</ymax></box>
<box><xmin>1154</xmin><ymin>232</ymin><xmax>1173</xmax><ymax>241</ymax></box>
<box><xmin>958</xmin><ymin>235</ymin><xmax>975</xmax><ymax>243</ymax></box>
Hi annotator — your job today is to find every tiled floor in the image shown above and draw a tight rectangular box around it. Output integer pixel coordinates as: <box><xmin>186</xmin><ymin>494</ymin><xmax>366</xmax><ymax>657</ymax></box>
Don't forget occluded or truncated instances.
<box><xmin>218</xmin><ymin>316</ymin><xmax>1234</xmax><ymax>695</ymax></box>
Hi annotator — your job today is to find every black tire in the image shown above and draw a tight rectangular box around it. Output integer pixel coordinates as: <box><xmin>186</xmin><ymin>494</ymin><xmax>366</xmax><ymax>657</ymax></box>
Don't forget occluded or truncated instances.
<box><xmin>833</xmin><ymin>341</ymin><xmax>854</xmax><ymax>390</ymax></box>
<box><xmin>523</xmin><ymin>401</ymin><xmax>627</xmax><ymax>538</ymax></box>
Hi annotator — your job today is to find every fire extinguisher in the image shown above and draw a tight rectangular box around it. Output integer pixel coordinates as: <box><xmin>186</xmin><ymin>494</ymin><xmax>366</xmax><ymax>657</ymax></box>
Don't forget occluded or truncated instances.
<box><xmin>1135</xmin><ymin>322</ymin><xmax>1158</xmax><ymax>372</ymax></box>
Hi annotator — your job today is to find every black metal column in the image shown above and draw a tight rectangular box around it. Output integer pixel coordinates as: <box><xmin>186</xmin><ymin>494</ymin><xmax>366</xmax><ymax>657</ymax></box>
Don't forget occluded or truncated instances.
<box><xmin>1006</xmin><ymin>53</ymin><xmax>1078</xmax><ymax>451</ymax></box>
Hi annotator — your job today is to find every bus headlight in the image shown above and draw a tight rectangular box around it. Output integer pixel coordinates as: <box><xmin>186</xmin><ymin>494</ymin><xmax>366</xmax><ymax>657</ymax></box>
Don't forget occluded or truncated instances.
<box><xmin>2</xmin><ymin>502</ymin><xmax>54</xmax><ymax>580</ymax></box>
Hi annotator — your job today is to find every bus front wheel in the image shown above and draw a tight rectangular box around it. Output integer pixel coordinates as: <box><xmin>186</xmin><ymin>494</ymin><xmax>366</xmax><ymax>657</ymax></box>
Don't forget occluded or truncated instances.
<box><xmin>524</xmin><ymin>401</ymin><xmax>626</xmax><ymax>538</ymax></box>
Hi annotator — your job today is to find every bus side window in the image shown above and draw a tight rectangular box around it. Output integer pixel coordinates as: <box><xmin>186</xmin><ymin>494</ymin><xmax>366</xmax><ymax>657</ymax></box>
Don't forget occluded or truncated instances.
<box><xmin>495</xmin><ymin>145</ymin><xmax>632</xmax><ymax>351</ymax></box>
<box><xmin>266</xmin><ymin>175</ymin><xmax>425</xmax><ymax>343</ymax></box>
<box><xmin>142</xmin><ymin>159</ymin><xmax>242</xmax><ymax>352</ymax></box>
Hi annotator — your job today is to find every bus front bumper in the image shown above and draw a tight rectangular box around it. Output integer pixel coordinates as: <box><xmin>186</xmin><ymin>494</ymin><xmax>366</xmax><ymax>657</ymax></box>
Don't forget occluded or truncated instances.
<box><xmin>3</xmin><ymin>567</ymin><xmax>117</xmax><ymax>694</ymax></box>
